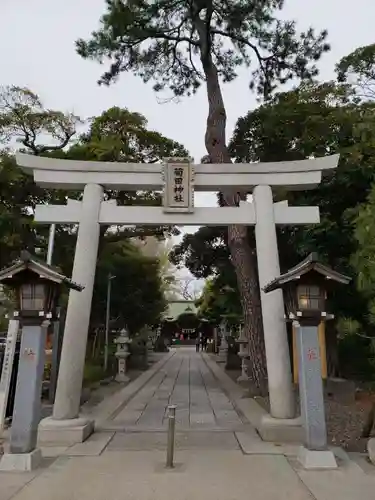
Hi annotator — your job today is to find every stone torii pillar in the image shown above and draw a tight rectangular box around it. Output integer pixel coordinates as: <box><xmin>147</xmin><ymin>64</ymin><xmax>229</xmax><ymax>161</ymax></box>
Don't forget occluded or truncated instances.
<box><xmin>39</xmin><ymin>184</ymin><xmax>103</xmax><ymax>442</ymax></box>
<box><xmin>254</xmin><ymin>187</ymin><xmax>294</xmax><ymax>419</ymax></box>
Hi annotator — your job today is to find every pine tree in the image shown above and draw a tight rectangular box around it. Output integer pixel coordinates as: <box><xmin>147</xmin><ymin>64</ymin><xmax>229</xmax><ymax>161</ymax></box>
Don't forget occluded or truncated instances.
<box><xmin>76</xmin><ymin>0</ymin><xmax>329</xmax><ymax>391</ymax></box>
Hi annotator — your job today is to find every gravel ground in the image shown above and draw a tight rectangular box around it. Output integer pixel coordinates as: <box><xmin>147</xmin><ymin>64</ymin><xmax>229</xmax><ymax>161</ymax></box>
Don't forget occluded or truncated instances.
<box><xmin>224</xmin><ymin>367</ymin><xmax>375</xmax><ymax>452</ymax></box>
<box><xmin>325</xmin><ymin>398</ymin><xmax>372</xmax><ymax>451</ymax></box>
<box><xmin>256</xmin><ymin>394</ymin><xmax>373</xmax><ymax>452</ymax></box>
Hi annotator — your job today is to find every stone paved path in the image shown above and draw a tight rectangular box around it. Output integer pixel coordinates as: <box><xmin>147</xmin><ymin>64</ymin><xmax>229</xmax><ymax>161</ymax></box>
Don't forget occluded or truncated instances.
<box><xmin>98</xmin><ymin>348</ymin><xmax>252</xmax><ymax>452</ymax></box>
<box><xmin>2</xmin><ymin>348</ymin><xmax>375</xmax><ymax>500</ymax></box>
<box><xmin>108</xmin><ymin>348</ymin><xmax>245</xmax><ymax>431</ymax></box>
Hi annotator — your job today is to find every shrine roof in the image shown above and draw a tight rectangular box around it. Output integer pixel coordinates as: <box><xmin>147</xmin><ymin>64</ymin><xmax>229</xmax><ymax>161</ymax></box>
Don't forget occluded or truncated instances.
<box><xmin>162</xmin><ymin>300</ymin><xmax>198</xmax><ymax>322</ymax></box>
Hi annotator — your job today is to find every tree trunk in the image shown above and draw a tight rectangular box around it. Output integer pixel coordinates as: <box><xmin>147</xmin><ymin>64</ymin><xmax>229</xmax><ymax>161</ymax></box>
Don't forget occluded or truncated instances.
<box><xmin>195</xmin><ymin>16</ymin><xmax>267</xmax><ymax>393</ymax></box>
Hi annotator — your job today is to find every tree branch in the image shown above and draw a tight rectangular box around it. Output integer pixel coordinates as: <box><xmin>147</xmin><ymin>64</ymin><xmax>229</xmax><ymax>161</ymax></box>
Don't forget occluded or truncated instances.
<box><xmin>211</xmin><ymin>27</ymin><xmax>271</xmax><ymax>90</ymax></box>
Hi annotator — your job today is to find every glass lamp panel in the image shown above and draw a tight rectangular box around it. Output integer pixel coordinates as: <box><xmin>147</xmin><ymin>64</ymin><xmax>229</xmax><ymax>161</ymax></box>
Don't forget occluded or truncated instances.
<box><xmin>297</xmin><ymin>283</ymin><xmax>324</xmax><ymax>311</ymax></box>
<box><xmin>21</xmin><ymin>283</ymin><xmax>45</xmax><ymax>311</ymax></box>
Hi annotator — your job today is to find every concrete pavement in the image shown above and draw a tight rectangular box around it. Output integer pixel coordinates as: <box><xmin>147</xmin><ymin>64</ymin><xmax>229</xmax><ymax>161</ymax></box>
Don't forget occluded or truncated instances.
<box><xmin>1</xmin><ymin>347</ymin><xmax>375</xmax><ymax>500</ymax></box>
<box><xmin>103</xmin><ymin>348</ymin><xmax>246</xmax><ymax>431</ymax></box>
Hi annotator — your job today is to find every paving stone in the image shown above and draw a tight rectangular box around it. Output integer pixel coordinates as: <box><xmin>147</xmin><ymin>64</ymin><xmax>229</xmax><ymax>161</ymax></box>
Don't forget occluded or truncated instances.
<box><xmin>0</xmin><ymin>469</ymin><xmax>40</xmax><ymax>500</ymax></box>
<box><xmin>63</xmin><ymin>432</ymin><xmax>114</xmax><ymax>456</ymax></box>
<box><xmin>190</xmin><ymin>413</ymin><xmax>216</xmax><ymax>426</ymax></box>
<box><xmin>124</xmin><ymin>402</ymin><xmax>148</xmax><ymax>412</ymax></box>
<box><xmin>214</xmin><ymin>410</ymin><xmax>242</xmax><ymax>422</ymax></box>
<box><xmin>107</xmin><ymin>431</ymin><xmax>240</xmax><ymax>451</ymax></box>
<box><xmin>5</xmin><ymin>451</ymin><xmax>321</xmax><ymax>500</ymax></box>
<box><xmin>113</xmin><ymin>409</ymin><xmax>143</xmax><ymax>423</ymax></box>
<box><xmin>41</xmin><ymin>446</ymin><xmax>70</xmax><ymax>458</ymax></box>
<box><xmin>235</xmin><ymin>431</ymin><xmax>287</xmax><ymax>455</ymax></box>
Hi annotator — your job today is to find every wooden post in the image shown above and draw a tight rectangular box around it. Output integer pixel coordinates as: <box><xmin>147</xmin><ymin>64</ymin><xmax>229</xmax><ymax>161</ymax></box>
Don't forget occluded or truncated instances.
<box><xmin>318</xmin><ymin>322</ymin><xmax>327</xmax><ymax>380</ymax></box>
<box><xmin>292</xmin><ymin>323</ymin><xmax>299</xmax><ymax>384</ymax></box>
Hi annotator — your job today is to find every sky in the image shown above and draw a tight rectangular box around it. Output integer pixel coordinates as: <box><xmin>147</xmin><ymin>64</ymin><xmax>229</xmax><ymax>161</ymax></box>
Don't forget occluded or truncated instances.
<box><xmin>1</xmin><ymin>0</ymin><xmax>375</xmax><ymax>285</ymax></box>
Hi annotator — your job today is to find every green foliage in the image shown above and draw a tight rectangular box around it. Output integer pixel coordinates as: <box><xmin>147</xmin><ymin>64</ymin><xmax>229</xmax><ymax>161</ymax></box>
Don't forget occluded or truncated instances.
<box><xmin>139</xmin><ymin>238</ymin><xmax>181</xmax><ymax>299</ymax></box>
<box><xmin>231</xmin><ymin>77</ymin><xmax>375</xmax><ymax>378</ymax></box>
<box><xmin>92</xmin><ymin>240</ymin><xmax>167</xmax><ymax>333</ymax></box>
<box><xmin>338</xmin><ymin>334</ymin><xmax>375</xmax><ymax>381</ymax></box>
<box><xmin>83</xmin><ymin>361</ymin><xmax>106</xmax><ymax>386</ymax></box>
<box><xmin>230</xmin><ymin>81</ymin><xmax>375</xmax><ymax>290</ymax></box>
<box><xmin>170</xmin><ymin>226</ymin><xmax>230</xmax><ymax>278</ymax></box>
<box><xmin>336</xmin><ymin>43</ymin><xmax>375</xmax><ymax>101</ymax></box>
<box><xmin>196</xmin><ymin>276</ymin><xmax>242</xmax><ymax>325</ymax></box>
<box><xmin>66</xmin><ymin>106</ymin><xmax>188</xmax><ymax>241</ymax></box>
<box><xmin>351</xmin><ymin>184</ymin><xmax>375</xmax><ymax>339</ymax></box>
<box><xmin>76</xmin><ymin>0</ymin><xmax>331</xmax><ymax>391</ymax></box>
<box><xmin>352</xmin><ymin>184</ymin><xmax>375</xmax><ymax>296</ymax></box>
<box><xmin>0</xmin><ymin>86</ymin><xmax>188</xmax><ymax>335</ymax></box>
<box><xmin>76</xmin><ymin>0</ymin><xmax>329</xmax><ymax>98</ymax></box>
<box><xmin>0</xmin><ymin>86</ymin><xmax>83</xmax><ymax>268</ymax></box>
<box><xmin>0</xmin><ymin>152</ymin><xmax>50</xmax><ymax>266</ymax></box>
<box><xmin>230</xmin><ymin>81</ymin><xmax>359</xmax><ymax>163</ymax></box>
<box><xmin>336</xmin><ymin>317</ymin><xmax>362</xmax><ymax>339</ymax></box>
<box><xmin>173</xmin><ymin>77</ymin><xmax>375</xmax><ymax>375</ymax></box>
<box><xmin>0</xmin><ymin>86</ymin><xmax>81</xmax><ymax>153</ymax></box>
<box><xmin>76</xmin><ymin>106</ymin><xmax>188</xmax><ymax>162</ymax></box>
<box><xmin>171</xmin><ymin>225</ymin><xmax>245</xmax><ymax>324</ymax></box>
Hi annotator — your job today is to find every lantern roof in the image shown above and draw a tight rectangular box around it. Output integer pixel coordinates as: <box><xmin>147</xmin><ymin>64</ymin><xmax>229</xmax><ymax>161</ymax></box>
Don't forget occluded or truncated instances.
<box><xmin>0</xmin><ymin>251</ymin><xmax>84</xmax><ymax>291</ymax></box>
<box><xmin>263</xmin><ymin>253</ymin><xmax>351</xmax><ymax>293</ymax></box>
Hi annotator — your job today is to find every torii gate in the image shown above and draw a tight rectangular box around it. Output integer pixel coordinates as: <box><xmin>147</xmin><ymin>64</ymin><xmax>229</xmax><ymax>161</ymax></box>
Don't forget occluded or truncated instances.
<box><xmin>16</xmin><ymin>152</ymin><xmax>339</xmax><ymax>444</ymax></box>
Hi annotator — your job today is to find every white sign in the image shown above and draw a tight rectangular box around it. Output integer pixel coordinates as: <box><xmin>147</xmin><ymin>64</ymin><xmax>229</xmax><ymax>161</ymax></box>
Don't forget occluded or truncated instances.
<box><xmin>0</xmin><ymin>319</ymin><xmax>19</xmax><ymax>433</ymax></box>
<box><xmin>163</xmin><ymin>158</ymin><xmax>194</xmax><ymax>213</ymax></box>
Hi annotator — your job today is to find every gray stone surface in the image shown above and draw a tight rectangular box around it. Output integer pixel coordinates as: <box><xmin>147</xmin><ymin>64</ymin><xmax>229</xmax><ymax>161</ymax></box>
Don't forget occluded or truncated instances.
<box><xmin>258</xmin><ymin>415</ymin><xmax>304</xmax><ymax>443</ymax></box>
<box><xmin>92</xmin><ymin>352</ymin><xmax>173</xmax><ymax>429</ymax></box>
<box><xmin>62</xmin><ymin>432</ymin><xmax>114</xmax><ymax>456</ymax></box>
<box><xmin>52</xmin><ymin>183</ymin><xmax>104</xmax><ymax>421</ymax></box>
<box><xmin>368</xmin><ymin>437</ymin><xmax>375</xmax><ymax>464</ymax></box>
<box><xmin>297</xmin><ymin>446</ymin><xmax>338</xmax><ymax>469</ymax></box>
<box><xmin>107</xmin><ymin>431</ymin><xmax>239</xmax><ymax>451</ymax></box>
<box><xmin>2</xmin><ymin>347</ymin><xmax>375</xmax><ymax>500</ymax></box>
<box><xmin>38</xmin><ymin>417</ymin><xmax>94</xmax><ymax>446</ymax></box>
<box><xmin>0</xmin><ymin>467</ymin><xmax>41</xmax><ymax>500</ymax></box>
<box><xmin>203</xmin><ymin>353</ymin><xmax>305</xmax><ymax>443</ymax></box>
<box><xmin>0</xmin><ymin>449</ymin><xmax>42</xmax><ymax>471</ymax></box>
<box><xmin>109</xmin><ymin>348</ymin><xmax>245</xmax><ymax>431</ymax></box>
<box><xmin>10</xmin><ymin>325</ymin><xmax>46</xmax><ymax>454</ymax></box>
<box><xmin>297</xmin><ymin>324</ymin><xmax>328</xmax><ymax>450</ymax></box>
<box><xmin>296</xmin><ymin>455</ymin><xmax>375</xmax><ymax>500</ymax></box>
<box><xmin>1</xmin><ymin>451</ymin><xmax>315</xmax><ymax>500</ymax></box>
<box><xmin>348</xmin><ymin>452</ymin><xmax>375</xmax><ymax>475</ymax></box>
<box><xmin>40</xmin><ymin>447</ymin><xmax>69</xmax><ymax>458</ymax></box>
<box><xmin>235</xmin><ymin>431</ymin><xmax>283</xmax><ymax>454</ymax></box>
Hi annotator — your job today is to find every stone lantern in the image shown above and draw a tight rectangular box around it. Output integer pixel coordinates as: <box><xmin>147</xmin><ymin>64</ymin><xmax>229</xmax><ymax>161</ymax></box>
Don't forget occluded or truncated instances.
<box><xmin>264</xmin><ymin>253</ymin><xmax>350</xmax><ymax>470</ymax></box>
<box><xmin>236</xmin><ymin>323</ymin><xmax>249</xmax><ymax>383</ymax></box>
<box><xmin>217</xmin><ymin>320</ymin><xmax>228</xmax><ymax>363</ymax></box>
<box><xmin>114</xmin><ymin>328</ymin><xmax>132</xmax><ymax>383</ymax></box>
<box><xmin>0</xmin><ymin>251</ymin><xmax>83</xmax><ymax>471</ymax></box>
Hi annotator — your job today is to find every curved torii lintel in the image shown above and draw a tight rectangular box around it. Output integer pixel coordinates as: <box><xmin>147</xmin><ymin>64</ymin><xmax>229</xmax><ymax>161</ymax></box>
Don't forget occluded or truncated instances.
<box><xmin>16</xmin><ymin>153</ymin><xmax>339</xmax><ymax>191</ymax></box>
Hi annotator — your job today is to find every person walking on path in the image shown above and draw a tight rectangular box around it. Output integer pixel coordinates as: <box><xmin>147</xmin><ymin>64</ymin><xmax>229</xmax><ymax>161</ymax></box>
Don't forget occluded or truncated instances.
<box><xmin>195</xmin><ymin>336</ymin><xmax>200</xmax><ymax>352</ymax></box>
<box><xmin>201</xmin><ymin>336</ymin><xmax>207</xmax><ymax>352</ymax></box>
